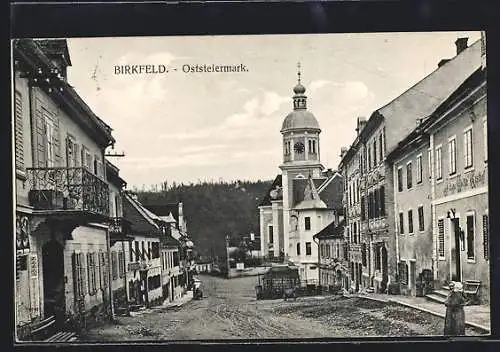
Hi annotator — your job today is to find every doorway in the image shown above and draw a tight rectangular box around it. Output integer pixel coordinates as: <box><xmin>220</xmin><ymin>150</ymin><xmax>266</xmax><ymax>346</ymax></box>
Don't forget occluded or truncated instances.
<box><xmin>42</xmin><ymin>240</ymin><xmax>65</xmax><ymax>321</ymax></box>
<box><xmin>410</xmin><ymin>261</ymin><xmax>416</xmax><ymax>296</ymax></box>
<box><xmin>381</xmin><ymin>246</ymin><xmax>388</xmax><ymax>293</ymax></box>
<box><xmin>450</xmin><ymin>218</ymin><xmax>462</xmax><ymax>282</ymax></box>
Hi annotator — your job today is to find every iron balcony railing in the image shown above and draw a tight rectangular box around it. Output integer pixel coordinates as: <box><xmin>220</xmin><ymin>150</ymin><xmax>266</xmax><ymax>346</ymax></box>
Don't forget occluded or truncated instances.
<box><xmin>26</xmin><ymin>167</ymin><xmax>110</xmax><ymax>217</ymax></box>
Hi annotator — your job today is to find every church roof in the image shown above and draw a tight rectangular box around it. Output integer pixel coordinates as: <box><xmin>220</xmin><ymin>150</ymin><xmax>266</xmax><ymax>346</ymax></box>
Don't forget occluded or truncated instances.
<box><xmin>258</xmin><ymin>175</ymin><xmax>282</xmax><ymax>207</ymax></box>
<box><xmin>281</xmin><ymin>110</ymin><xmax>320</xmax><ymax>133</ymax></box>
<box><xmin>294</xmin><ymin>176</ymin><xmax>327</xmax><ymax>210</ymax></box>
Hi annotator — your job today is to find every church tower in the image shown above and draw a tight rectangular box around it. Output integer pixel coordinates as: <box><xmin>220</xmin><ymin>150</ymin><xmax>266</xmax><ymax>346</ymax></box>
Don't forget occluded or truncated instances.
<box><xmin>280</xmin><ymin>64</ymin><xmax>325</xmax><ymax>260</ymax></box>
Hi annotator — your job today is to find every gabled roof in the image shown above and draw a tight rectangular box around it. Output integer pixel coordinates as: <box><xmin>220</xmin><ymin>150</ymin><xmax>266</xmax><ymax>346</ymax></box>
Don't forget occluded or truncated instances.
<box><xmin>317</xmin><ymin>172</ymin><xmax>343</xmax><ymax>210</ymax></box>
<box><xmin>143</xmin><ymin>204</ymin><xmax>180</xmax><ymax>222</ymax></box>
<box><xmin>123</xmin><ymin>193</ymin><xmax>160</xmax><ymax>236</ymax></box>
<box><xmin>377</xmin><ymin>39</ymin><xmax>481</xmax><ymax>151</ymax></box>
<box><xmin>313</xmin><ymin>219</ymin><xmax>345</xmax><ymax>240</ymax></box>
<box><xmin>386</xmin><ymin>66</ymin><xmax>485</xmax><ymax>163</ymax></box>
<box><xmin>258</xmin><ymin>175</ymin><xmax>282</xmax><ymax>207</ymax></box>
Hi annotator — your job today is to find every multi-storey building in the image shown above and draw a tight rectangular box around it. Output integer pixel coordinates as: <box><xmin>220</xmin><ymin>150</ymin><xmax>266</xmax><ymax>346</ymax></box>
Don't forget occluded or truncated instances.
<box><xmin>122</xmin><ymin>193</ymin><xmax>163</xmax><ymax>307</ymax></box>
<box><xmin>258</xmin><ymin>67</ymin><xmax>344</xmax><ymax>285</ymax></box>
<box><xmin>106</xmin><ymin>161</ymin><xmax>132</xmax><ymax>312</ymax></box>
<box><xmin>387</xmin><ymin>62</ymin><xmax>487</xmax><ymax>302</ymax></box>
<box><xmin>314</xmin><ymin>218</ymin><xmax>347</xmax><ymax>291</ymax></box>
<box><xmin>14</xmin><ymin>39</ymin><xmax>116</xmax><ymax>340</ymax></box>
<box><xmin>340</xmin><ymin>37</ymin><xmax>482</xmax><ymax>294</ymax></box>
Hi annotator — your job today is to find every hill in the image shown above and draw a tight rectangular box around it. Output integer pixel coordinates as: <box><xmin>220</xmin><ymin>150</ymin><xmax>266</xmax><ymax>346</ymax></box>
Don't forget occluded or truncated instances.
<box><xmin>136</xmin><ymin>179</ymin><xmax>272</xmax><ymax>259</ymax></box>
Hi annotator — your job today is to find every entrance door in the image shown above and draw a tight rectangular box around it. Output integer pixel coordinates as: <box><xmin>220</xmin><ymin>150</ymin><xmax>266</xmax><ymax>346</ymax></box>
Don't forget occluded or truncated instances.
<box><xmin>450</xmin><ymin>218</ymin><xmax>462</xmax><ymax>282</ymax></box>
<box><xmin>410</xmin><ymin>261</ymin><xmax>416</xmax><ymax>296</ymax></box>
<box><xmin>381</xmin><ymin>246</ymin><xmax>388</xmax><ymax>293</ymax></box>
<box><xmin>42</xmin><ymin>240</ymin><xmax>65</xmax><ymax>321</ymax></box>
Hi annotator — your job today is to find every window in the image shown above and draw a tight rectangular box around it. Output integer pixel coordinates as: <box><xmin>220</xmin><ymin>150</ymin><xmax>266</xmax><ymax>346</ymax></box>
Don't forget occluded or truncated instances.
<box><xmin>308</xmin><ymin>139</ymin><xmax>317</xmax><ymax>154</ymax></box>
<box><xmin>428</xmin><ymin>149</ymin><xmax>432</xmax><ymax>179</ymax></box>
<box><xmin>435</xmin><ymin>146</ymin><xmax>442</xmax><ymax>180</ymax></box>
<box><xmin>399</xmin><ymin>213</ymin><xmax>404</xmax><ymax>234</ymax></box>
<box><xmin>72</xmin><ymin>252</ymin><xmax>87</xmax><ymax>298</ymax></box>
<box><xmin>466</xmin><ymin>214</ymin><xmax>475</xmax><ymax>260</ymax></box>
<box><xmin>148</xmin><ymin>241</ymin><xmax>152</xmax><ymax>259</ymax></box>
<box><xmin>361</xmin><ymin>243</ymin><xmax>367</xmax><ymax>267</ymax></box>
<box><xmin>418</xmin><ymin>206</ymin><xmax>424</xmax><ymax>232</ymax></box>
<box><xmin>379</xmin><ymin>133</ymin><xmax>384</xmax><ymax>161</ymax></box>
<box><xmin>326</xmin><ymin>244</ymin><xmax>330</xmax><ymax>258</ymax></box>
<box><xmin>82</xmin><ymin>146</ymin><xmax>92</xmax><ymax>170</ymax></box>
<box><xmin>380</xmin><ymin>186</ymin><xmax>385</xmax><ymax>216</ymax></box>
<box><xmin>305</xmin><ymin>242</ymin><xmax>312</xmax><ymax>256</ymax></box>
<box><xmin>408</xmin><ymin>210</ymin><xmax>414</xmax><ymax>234</ymax></box>
<box><xmin>464</xmin><ymin>128</ymin><xmax>473</xmax><ymax>169</ymax></box>
<box><xmin>134</xmin><ymin>241</ymin><xmax>140</xmax><ymax>262</ymax></box>
<box><xmin>397</xmin><ymin>167</ymin><xmax>403</xmax><ymax>192</ymax></box>
<box><xmin>66</xmin><ymin>135</ymin><xmax>78</xmax><ymax>167</ymax></box>
<box><xmin>86</xmin><ymin>252</ymin><xmax>97</xmax><ymax>295</ymax></box>
<box><xmin>173</xmin><ymin>251</ymin><xmax>180</xmax><ymax>266</ymax></box>
<box><xmin>353</xmin><ymin>222</ymin><xmax>357</xmax><ymax>244</ymax></box>
<box><xmin>483</xmin><ymin>214</ymin><xmax>489</xmax><ymax>260</ymax></box>
<box><xmin>398</xmin><ymin>262</ymin><xmax>408</xmax><ymax>285</ymax></box>
<box><xmin>416</xmin><ymin>154</ymin><xmax>422</xmax><ymax>184</ymax></box>
<box><xmin>129</xmin><ymin>242</ymin><xmax>133</xmax><ymax>262</ymax></box>
<box><xmin>483</xmin><ymin>118</ymin><xmax>488</xmax><ymax>162</ymax></box>
<box><xmin>296</xmin><ymin>243</ymin><xmax>301</xmax><ymax>256</ymax></box>
<box><xmin>268</xmin><ymin>225</ymin><xmax>274</xmax><ymax>243</ymax></box>
<box><xmin>151</xmin><ymin>242</ymin><xmax>160</xmax><ymax>259</ymax></box>
<box><xmin>305</xmin><ymin>217</ymin><xmax>311</xmax><ymax>231</ymax></box>
<box><xmin>15</xmin><ymin>91</ymin><xmax>24</xmax><ymax>171</ymax></box>
<box><xmin>367</xmin><ymin>146</ymin><xmax>372</xmax><ymax>169</ymax></box>
<box><xmin>141</xmin><ymin>241</ymin><xmax>146</xmax><ymax>260</ymax></box>
<box><xmin>111</xmin><ymin>251</ymin><xmax>118</xmax><ymax>280</ymax></box>
<box><xmin>406</xmin><ymin>162</ymin><xmax>412</xmax><ymax>189</ymax></box>
<box><xmin>360</xmin><ymin>196</ymin><xmax>366</xmax><ymax>221</ymax></box>
<box><xmin>449</xmin><ymin>138</ymin><xmax>457</xmax><ymax>175</ymax></box>
<box><xmin>374</xmin><ymin>247</ymin><xmax>381</xmax><ymax>270</ymax></box>
<box><xmin>438</xmin><ymin>219</ymin><xmax>445</xmax><ymax>258</ymax></box>
<box><xmin>373</xmin><ymin>139</ymin><xmax>377</xmax><ymax>165</ymax></box>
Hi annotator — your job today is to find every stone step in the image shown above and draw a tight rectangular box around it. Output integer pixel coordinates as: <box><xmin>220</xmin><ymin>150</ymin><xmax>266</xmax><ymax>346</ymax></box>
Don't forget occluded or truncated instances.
<box><xmin>433</xmin><ymin>289</ymin><xmax>450</xmax><ymax>299</ymax></box>
<box><xmin>425</xmin><ymin>293</ymin><xmax>447</xmax><ymax>304</ymax></box>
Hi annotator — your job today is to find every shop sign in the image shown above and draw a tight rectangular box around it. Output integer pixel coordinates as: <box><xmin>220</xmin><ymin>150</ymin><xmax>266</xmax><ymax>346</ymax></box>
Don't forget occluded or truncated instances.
<box><xmin>442</xmin><ymin>169</ymin><xmax>487</xmax><ymax>197</ymax></box>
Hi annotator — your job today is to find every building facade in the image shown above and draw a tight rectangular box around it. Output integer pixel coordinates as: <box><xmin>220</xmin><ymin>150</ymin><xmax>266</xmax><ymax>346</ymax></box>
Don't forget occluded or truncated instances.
<box><xmin>14</xmin><ymin>39</ymin><xmax>116</xmax><ymax>340</ymax></box>
<box><xmin>314</xmin><ymin>219</ymin><xmax>348</xmax><ymax>291</ymax></box>
<box><xmin>339</xmin><ymin>37</ymin><xmax>482</xmax><ymax>294</ymax></box>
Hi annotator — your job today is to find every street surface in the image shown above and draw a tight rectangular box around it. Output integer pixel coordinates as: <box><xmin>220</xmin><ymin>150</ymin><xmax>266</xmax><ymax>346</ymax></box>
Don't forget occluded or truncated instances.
<box><xmin>81</xmin><ymin>274</ymin><xmax>482</xmax><ymax>341</ymax></box>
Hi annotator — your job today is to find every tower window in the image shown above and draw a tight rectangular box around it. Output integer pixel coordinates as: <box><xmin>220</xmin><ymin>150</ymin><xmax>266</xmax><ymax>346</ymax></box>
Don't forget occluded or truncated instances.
<box><xmin>305</xmin><ymin>217</ymin><xmax>311</xmax><ymax>230</ymax></box>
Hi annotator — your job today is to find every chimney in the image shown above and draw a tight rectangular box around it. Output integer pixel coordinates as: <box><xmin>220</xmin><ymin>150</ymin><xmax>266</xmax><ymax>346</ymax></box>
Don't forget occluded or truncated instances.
<box><xmin>455</xmin><ymin>37</ymin><xmax>468</xmax><ymax>55</ymax></box>
<box><xmin>355</xmin><ymin>117</ymin><xmax>367</xmax><ymax>135</ymax></box>
<box><xmin>438</xmin><ymin>59</ymin><xmax>451</xmax><ymax>68</ymax></box>
<box><xmin>340</xmin><ymin>147</ymin><xmax>348</xmax><ymax>159</ymax></box>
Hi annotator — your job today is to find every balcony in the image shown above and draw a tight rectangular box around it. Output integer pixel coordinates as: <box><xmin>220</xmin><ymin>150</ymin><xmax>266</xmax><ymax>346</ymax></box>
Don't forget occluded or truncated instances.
<box><xmin>27</xmin><ymin>167</ymin><xmax>109</xmax><ymax>218</ymax></box>
<box><xmin>108</xmin><ymin>217</ymin><xmax>133</xmax><ymax>244</ymax></box>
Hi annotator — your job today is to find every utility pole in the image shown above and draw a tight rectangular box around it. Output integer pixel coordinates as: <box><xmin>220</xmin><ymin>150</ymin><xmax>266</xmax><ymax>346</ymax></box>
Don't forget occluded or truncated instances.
<box><xmin>225</xmin><ymin>235</ymin><xmax>230</xmax><ymax>279</ymax></box>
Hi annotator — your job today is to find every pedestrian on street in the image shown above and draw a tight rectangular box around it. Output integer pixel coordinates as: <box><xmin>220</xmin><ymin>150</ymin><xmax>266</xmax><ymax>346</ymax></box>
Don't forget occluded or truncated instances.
<box><xmin>444</xmin><ymin>281</ymin><xmax>469</xmax><ymax>336</ymax></box>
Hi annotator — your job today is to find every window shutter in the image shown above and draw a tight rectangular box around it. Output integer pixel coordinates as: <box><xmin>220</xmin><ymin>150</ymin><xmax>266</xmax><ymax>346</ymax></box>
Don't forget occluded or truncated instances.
<box><xmin>66</xmin><ymin>137</ymin><xmax>72</xmax><ymax>167</ymax></box>
<box><xmin>15</xmin><ymin>92</ymin><xmax>24</xmax><ymax>170</ymax></box>
<box><xmin>29</xmin><ymin>254</ymin><xmax>40</xmax><ymax>318</ymax></box>
<box><xmin>79</xmin><ymin>253</ymin><xmax>87</xmax><ymax>296</ymax></box>
<box><xmin>35</xmin><ymin>106</ymin><xmax>48</xmax><ymax>168</ymax></box>
<box><xmin>74</xmin><ymin>144</ymin><xmax>80</xmax><ymax>167</ymax></box>
<box><xmin>483</xmin><ymin>215</ymin><xmax>489</xmax><ymax>260</ymax></box>
<box><xmin>53</xmin><ymin>117</ymin><xmax>61</xmax><ymax>166</ymax></box>
<box><xmin>71</xmin><ymin>252</ymin><xmax>79</xmax><ymax>298</ymax></box>
<box><xmin>81</xmin><ymin>146</ymin><xmax>87</xmax><ymax>169</ymax></box>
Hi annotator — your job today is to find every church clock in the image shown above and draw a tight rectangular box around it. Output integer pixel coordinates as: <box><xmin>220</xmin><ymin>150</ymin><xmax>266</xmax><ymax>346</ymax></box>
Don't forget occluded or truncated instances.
<box><xmin>294</xmin><ymin>141</ymin><xmax>305</xmax><ymax>154</ymax></box>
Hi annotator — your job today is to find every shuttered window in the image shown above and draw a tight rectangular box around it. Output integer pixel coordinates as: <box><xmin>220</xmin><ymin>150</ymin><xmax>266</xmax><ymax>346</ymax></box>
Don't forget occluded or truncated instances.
<box><xmin>72</xmin><ymin>252</ymin><xmax>87</xmax><ymax>298</ymax></box>
<box><xmin>15</xmin><ymin>91</ymin><xmax>24</xmax><ymax>170</ymax></box>
<box><xmin>438</xmin><ymin>219</ymin><xmax>445</xmax><ymax>258</ymax></box>
<box><xmin>483</xmin><ymin>214</ymin><xmax>489</xmax><ymax>260</ymax></box>
<box><xmin>99</xmin><ymin>251</ymin><xmax>108</xmax><ymax>289</ymax></box>
<box><xmin>111</xmin><ymin>252</ymin><xmax>118</xmax><ymax>280</ymax></box>
<box><xmin>118</xmin><ymin>251</ymin><xmax>125</xmax><ymax>278</ymax></box>
<box><xmin>86</xmin><ymin>252</ymin><xmax>97</xmax><ymax>295</ymax></box>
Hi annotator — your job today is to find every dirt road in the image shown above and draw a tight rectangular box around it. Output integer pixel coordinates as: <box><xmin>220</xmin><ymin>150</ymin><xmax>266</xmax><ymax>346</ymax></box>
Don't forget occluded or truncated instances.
<box><xmin>81</xmin><ymin>274</ymin><xmax>482</xmax><ymax>341</ymax></box>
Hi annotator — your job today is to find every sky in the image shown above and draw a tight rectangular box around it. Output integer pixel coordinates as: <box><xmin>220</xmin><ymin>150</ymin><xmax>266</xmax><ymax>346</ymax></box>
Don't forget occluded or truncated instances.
<box><xmin>64</xmin><ymin>31</ymin><xmax>481</xmax><ymax>189</ymax></box>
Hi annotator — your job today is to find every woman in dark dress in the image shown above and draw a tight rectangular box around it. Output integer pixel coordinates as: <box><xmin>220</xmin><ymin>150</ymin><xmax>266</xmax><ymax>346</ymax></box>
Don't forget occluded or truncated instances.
<box><xmin>444</xmin><ymin>281</ymin><xmax>469</xmax><ymax>336</ymax></box>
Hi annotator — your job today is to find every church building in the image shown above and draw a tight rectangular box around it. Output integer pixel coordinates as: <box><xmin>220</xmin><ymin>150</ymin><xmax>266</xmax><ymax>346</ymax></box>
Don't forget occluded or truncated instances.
<box><xmin>258</xmin><ymin>66</ymin><xmax>344</xmax><ymax>285</ymax></box>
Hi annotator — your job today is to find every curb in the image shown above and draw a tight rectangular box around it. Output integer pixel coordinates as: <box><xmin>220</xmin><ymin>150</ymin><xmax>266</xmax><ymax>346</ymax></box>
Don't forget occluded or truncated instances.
<box><xmin>355</xmin><ymin>295</ymin><xmax>491</xmax><ymax>334</ymax></box>
<box><xmin>355</xmin><ymin>294</ymin><xmax>490</xmax><ymax>334</ymax></box>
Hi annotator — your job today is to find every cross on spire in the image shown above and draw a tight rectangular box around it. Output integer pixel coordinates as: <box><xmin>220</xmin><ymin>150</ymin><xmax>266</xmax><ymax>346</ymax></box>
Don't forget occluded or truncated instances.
<box><xmin>297</xmin><ymin>61</ymin><xmax>301</xmax><ymax>84</ymax></box>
